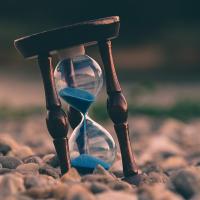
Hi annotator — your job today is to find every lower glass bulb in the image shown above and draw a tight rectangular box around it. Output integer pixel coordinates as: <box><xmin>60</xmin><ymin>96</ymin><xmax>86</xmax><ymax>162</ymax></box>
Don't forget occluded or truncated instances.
<box><xmin>69</xmin><ymin>115</ymin><xmax>117</xmax><ymax>174</ymax></box>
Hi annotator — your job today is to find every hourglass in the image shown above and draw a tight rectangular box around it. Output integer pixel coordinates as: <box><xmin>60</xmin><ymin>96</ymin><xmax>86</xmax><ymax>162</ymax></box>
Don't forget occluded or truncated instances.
<box><xmin>54</xmin><ymin>46</ymin><xmax>116</xmax><ymax>173</ymax></box>
<box><xmin>14</xmin><ymin>16</ymin><xmax>139</xmax><ymax>178</ymax></box>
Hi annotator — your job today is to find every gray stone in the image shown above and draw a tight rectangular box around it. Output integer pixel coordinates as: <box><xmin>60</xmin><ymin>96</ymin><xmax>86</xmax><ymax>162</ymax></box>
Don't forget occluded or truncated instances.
<box><xmin>141</xmin><ymin>161</ymin><xmax>164</xmax><ymax>174</ymax></box>
<box><xmin>110</xmin><ymin>169</ymin><xmax>123</xmax><ymax>178</ymax></box>
<box><xmin>2</xmin><ymin>194</ymin><xmax>33</xmax><ymax>200</ymax></box>
<box><xmin>7</xmin><ymin>146</ymin><xmax>34</xmax><ymax>160</ymax></box>
<box><xmin>43</xmin><ymin>154</ymin><xmax>59</xmax><ymax>168</ymax></box>
<box><xmin>138</xmin><ymin>135</ymin><xmax>183</xmax><ymax>165</ymax></box>
<box><xmin>51</xmin><ymin>184</ymin><xmax>69</xmax><ymax>199</ymax></box>
<box><xmin>108</xmin><ymin>181</ymin><xmax>134</xmax><ymax>191</ymax></box>
<box><xmin>61</xmin><ymin>168</ymin><xmax>81</xmax><ymax>183</ymax></box>
<box><xmin>0</xmin><ymin>156</ymin><xmax>23</xmax><ymax>169</ymax></box>
<box><xmin>96</xmin><ymin>191</ymin><xmax>137</xmax><ymax>200</ymax></box>
<box><xmin>53</xmin><ymin>184</ymin><xmax>95</xmax><ymax>200</ymax></box>
<box><xmin>0</xmin><ymin>173</ymin><xmax>25</xmax><ymax>196</ymax></box>
<box><xmin>82</xmin><ymin>174</ymin><xmax>116</xmax><ymax>184</ymax></box>
<box><xmin>161</xmin><ymin>156</ymin><xmax>187</xmax><ymax>172</ymax></box>
<box><xmin>87</xmin><ymin>182</ymin><xmax>109</xmax><ymax>194</ymax></box>
<box><xmin>170</xmin><ymin>167</ymin><xmax>200</xmax><ymax>199</ymax></box>
<box><xmin>0</xmin><ymin>143</ymin><xmax>11</xmax><ymax>155</ymax></box>
<box><xmin>24</xmin><ymin>174</ymin><xmax>59</xmax><ymax>189</ymax></box>
<box><xmin>137</xmin><ymin>184</ymin><xmax>184</xmax><ymax>200</ymax></box>
<box><xmin>23</xmin><ymin>155</ymin><xmax>43</xmax><ymax>165</ymax></box>
<box><xmin>16</xmin><ymin>163</ymin><xmax>39</xmax><ymax>175</ymax></box>
<box><xmin>39</xmin><ymin>165</ymin><xmax>60</xmax><ymax>179</ymax></box>
<box><xmin>0</xmin><ymin>135</ymin><xmax>19</xmax><ymax>151</ymax></box>
<box><xmin>123</xmin><ymin>173</ymin><xmax>147</xmax><ymax>186</ymax></box>
<box><xmin>140</xmin><ymin>172</ymin><xmax>169</xmax><ymax>186</ymax></box>
<box><xmin>93</xmin><ymin>165</ymin><xmax>115</xmax><ymax>178</ymax></box>
<box><xmin>0</xmin><ymin>168</ymin><xmax>12</xmax><ymax>174</ymax></box>
<box><xmin>24</xmin><ymin>186</ymin><xmax>53</xmax><ymax>199</ymax></box>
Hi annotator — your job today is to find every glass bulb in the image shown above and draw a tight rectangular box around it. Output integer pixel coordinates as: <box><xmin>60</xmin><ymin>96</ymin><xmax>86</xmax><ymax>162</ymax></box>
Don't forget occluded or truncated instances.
<box><xmin>69</xmin><ymin>115</ymin><xmax>116</xmax><ymax>173</ymax></box>
<box><xmin>54</xmin><ymin>45</ymin><xmax>103</xmax><ymax>99</ymax></box>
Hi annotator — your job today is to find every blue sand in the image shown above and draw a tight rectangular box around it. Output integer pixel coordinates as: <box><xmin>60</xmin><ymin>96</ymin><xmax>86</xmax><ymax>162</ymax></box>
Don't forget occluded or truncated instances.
<box><xmin>59</xmin><ymin>87</ymin><xmax>95</xmax><ymax>114</ymax></box>
<box><xmin>59</xmin><ymin>87</ymin><xmax>95</xmax><ymax>154</ymax></box>
<box><xmin>76</xmin><ymin>115</ymin><xmax>89</xmax><ymax>154</ymax></box>
<box><xmin>71</xmin><ymin>154</ymin><xmax>111</xmax><ymax>174</ymax></box>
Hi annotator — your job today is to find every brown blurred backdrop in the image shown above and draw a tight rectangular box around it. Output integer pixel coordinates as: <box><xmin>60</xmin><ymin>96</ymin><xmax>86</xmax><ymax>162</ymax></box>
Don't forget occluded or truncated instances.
<box><xmin>1</xmin><ymin>0</ymin><xmax>200</xmax><ymax>121</ymax></box>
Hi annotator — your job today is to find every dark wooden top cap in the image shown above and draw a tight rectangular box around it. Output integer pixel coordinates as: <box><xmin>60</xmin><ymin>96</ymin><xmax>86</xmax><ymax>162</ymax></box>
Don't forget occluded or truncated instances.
<box><xmin>14</xmin><ymin>16</ymin><xmax>120</xmax><ymax>59</ymax></box>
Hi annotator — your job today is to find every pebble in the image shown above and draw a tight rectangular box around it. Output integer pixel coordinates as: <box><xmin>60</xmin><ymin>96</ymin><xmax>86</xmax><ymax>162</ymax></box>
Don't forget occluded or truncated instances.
<box><xmin>24</xmin><ymin>174</ymin><xmax>59</xmax><ymax>189</ymax></box>
<box><xmin>137</xmin><ymin>172</ymin><xmax>169</xmax><ymax>186</ymax></box>
<box><xmin>39</xmin><ymin>164</ymin><xmax>60</xmax><ymax>179</ymax></box>
<box><xmin>87</xmin><ymin>182</ymin><xmax>109</xmax><ymax>194</ymax></box>
<box><xmin>82</xmin><ymin>174</ymin><xmax>116</xmax><ymax>184</ymax></box>
<box><xmin>96</xmin><ymin>191</ymin><xmax>137</xmax><ymax>200</ymax></box>
<box><xmin>0</xmin><ymin>168</ymin><xmax>12</xmax><ymax>175</ymax></box>
<box><xmin>24</xmin><ymin>186</ymin><xmax>53</xmax><ymax>199</ymax></box>
<box><xmin>0</xmin><ymin>173</ymin><xmax>25</xmax><ymax>196</ymax></box>
<box><xmin>94</xmin><ymin>165</ymin><xmax>116</xmax><ymax>178</ymax></box>
<box><xmin>123</xmin><ymin>173</ymin><xmax>144</xmax><ymax>186</ymax></box>
<box><xmin>109</xmin><ymin>153</ymin><xmax>123</xmax><ymax>177</ymax></box>
<box><xmin>141</xmin><ymin>161</ymin><xmax>164</xmax><ymax>174</ymax></box>
<box><xmin>0</xmin><ymin>156</ymin><xmax>23</xmax><ymax>169</ymax></box>
<box><xmin>0</xmin><ymin>135</ymin><xmax>19</xmax><ymax>151</ymax></box>
<box><xmin>110</xmin><ymin>160</ymin><xmax>123</xmax><ymax>178</ymax></box>
<box><xmin>16</xmin><ymin>163</ymin><xmax>39</xmax><ymax>175</ymax></box>
<box><xmin>52</xmin><ymin>183</ymin><xmax>95</xmax><ymax>200</ymax></box>
<box><xmin>23</xmin><ymin>155</ymin><xmax>43</xmax><ymax>165</ymax></box>
<box><xmin>2</xmin><ymin>194</ymin><xmax>33</xmax><ymax>200</ymax></box>
<box><xmin>137</xmin><ymin>183</ymin><xmax>184</xmax><ymax>200</ymax></box>
<box><xmin>169</xmin><ymin>167</ymin><xmax>200</xmax><ymax>199</ymax></box>
<box><xmin>138</xmin><ymin>135</ymin><xmax>183</xmax><ymax>165</ymax></box>
<box><xmin>8</xmin><ymin>146</ymin><xmax>34</xmax><ymax>160</ymax></box>
<box><xmin>43</xmin><ymin>154</ymin><xmax>59</xmax><ymax>168</ymax></box>
<box><xmin>1</xmin><ymin>117</ymin><xmax>200</xmax><ymax>199</ymax></box>
<box><xmin>108</xmin><ymin>180</ymin><xmax>134</xmax><ymax>191</ymax></box>
<box><xmin>161</xmin><ymin>156</ymin><xmax>187</xmax><ymax>172</ymax></box>
<box><xmin>158</xmin><ymin>119</ymin><xmax>184</xmax><ymax>142</ymax></box>
<box><xmin>61</xmin><ymin>168</ymin><xmax>81</xmax><ymax>183</ymax></box>
<box><xmin>0</xmin><ymin>143</ymin><xmax>11</xmax><ymax>155</ymax></box>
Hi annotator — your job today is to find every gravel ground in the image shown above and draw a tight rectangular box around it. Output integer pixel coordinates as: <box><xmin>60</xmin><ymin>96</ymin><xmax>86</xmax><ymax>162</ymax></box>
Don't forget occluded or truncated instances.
<box><xmin>0</xmin><ymin>116</ymin><xmax>200</xmax><ymax>199</ymax></box>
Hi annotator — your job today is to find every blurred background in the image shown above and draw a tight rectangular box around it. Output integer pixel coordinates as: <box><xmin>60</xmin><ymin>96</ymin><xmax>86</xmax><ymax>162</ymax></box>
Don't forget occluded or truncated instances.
<box><xmin>1</xmin><ymin>0</ymin><xmax>200</xmax><ymax>123</ymax></box>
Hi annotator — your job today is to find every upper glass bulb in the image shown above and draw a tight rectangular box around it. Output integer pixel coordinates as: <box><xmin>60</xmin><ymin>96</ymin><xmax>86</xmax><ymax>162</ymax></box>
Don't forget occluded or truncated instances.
<box><xmin>54</xmin><ymin>45</ymin><xmax>103</xmax><ymax>106</ymax></box>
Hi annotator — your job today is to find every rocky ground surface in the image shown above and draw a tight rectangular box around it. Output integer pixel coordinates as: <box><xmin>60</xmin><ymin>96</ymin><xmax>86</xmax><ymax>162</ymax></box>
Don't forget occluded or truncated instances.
<box><xmin>1</xmin><ymin>116</ymin><xmax>200</xmax><ymax>199</ymax></box>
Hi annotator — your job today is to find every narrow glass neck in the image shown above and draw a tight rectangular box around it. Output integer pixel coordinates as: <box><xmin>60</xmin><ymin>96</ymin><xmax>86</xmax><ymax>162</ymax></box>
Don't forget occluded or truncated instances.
<box><xmin>80</xmin><ymin>111</ymin><xmax>89</xmax><ymax>117</ymax></box>
<box><xmin>58</xmin><ymin>45</ymin><xmax>85</xmax><ymax>60</ymax></box>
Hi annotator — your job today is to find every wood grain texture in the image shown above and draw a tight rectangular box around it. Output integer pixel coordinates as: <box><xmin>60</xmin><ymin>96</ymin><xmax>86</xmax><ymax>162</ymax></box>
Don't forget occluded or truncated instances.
<box><xmin>38</xmin><ymin>55</ymin><xmax>70</xmax><ymax>175</ymax></box>
<box><xmin>14</xmin><ymin>16</ymin><xmax>120</xmax><ymax>58</ymax></box>
<box><xmin>98</xmin><ymin>40</ymin><xmax>139</xmax><ymax>177</ymax></box>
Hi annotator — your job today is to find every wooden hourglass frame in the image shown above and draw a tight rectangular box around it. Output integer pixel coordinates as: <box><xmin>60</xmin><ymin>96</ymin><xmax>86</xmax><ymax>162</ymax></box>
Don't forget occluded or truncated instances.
<box><xmin>14</xmin><ymin>16</ymin><xmax>139</xmax><ymax>177</ymax></box>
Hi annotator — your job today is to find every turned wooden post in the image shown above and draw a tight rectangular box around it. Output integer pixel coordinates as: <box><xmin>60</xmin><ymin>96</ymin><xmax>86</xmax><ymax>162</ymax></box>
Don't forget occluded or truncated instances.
<box><xmin>38</xmin><ymin>54</ymin><xmax>71</xmax><ymax>175</ymax></box>
<box><xmin>99</xmin><ymin>40</ymin><xmax>138</xmax><ymax>177</ymax></box>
